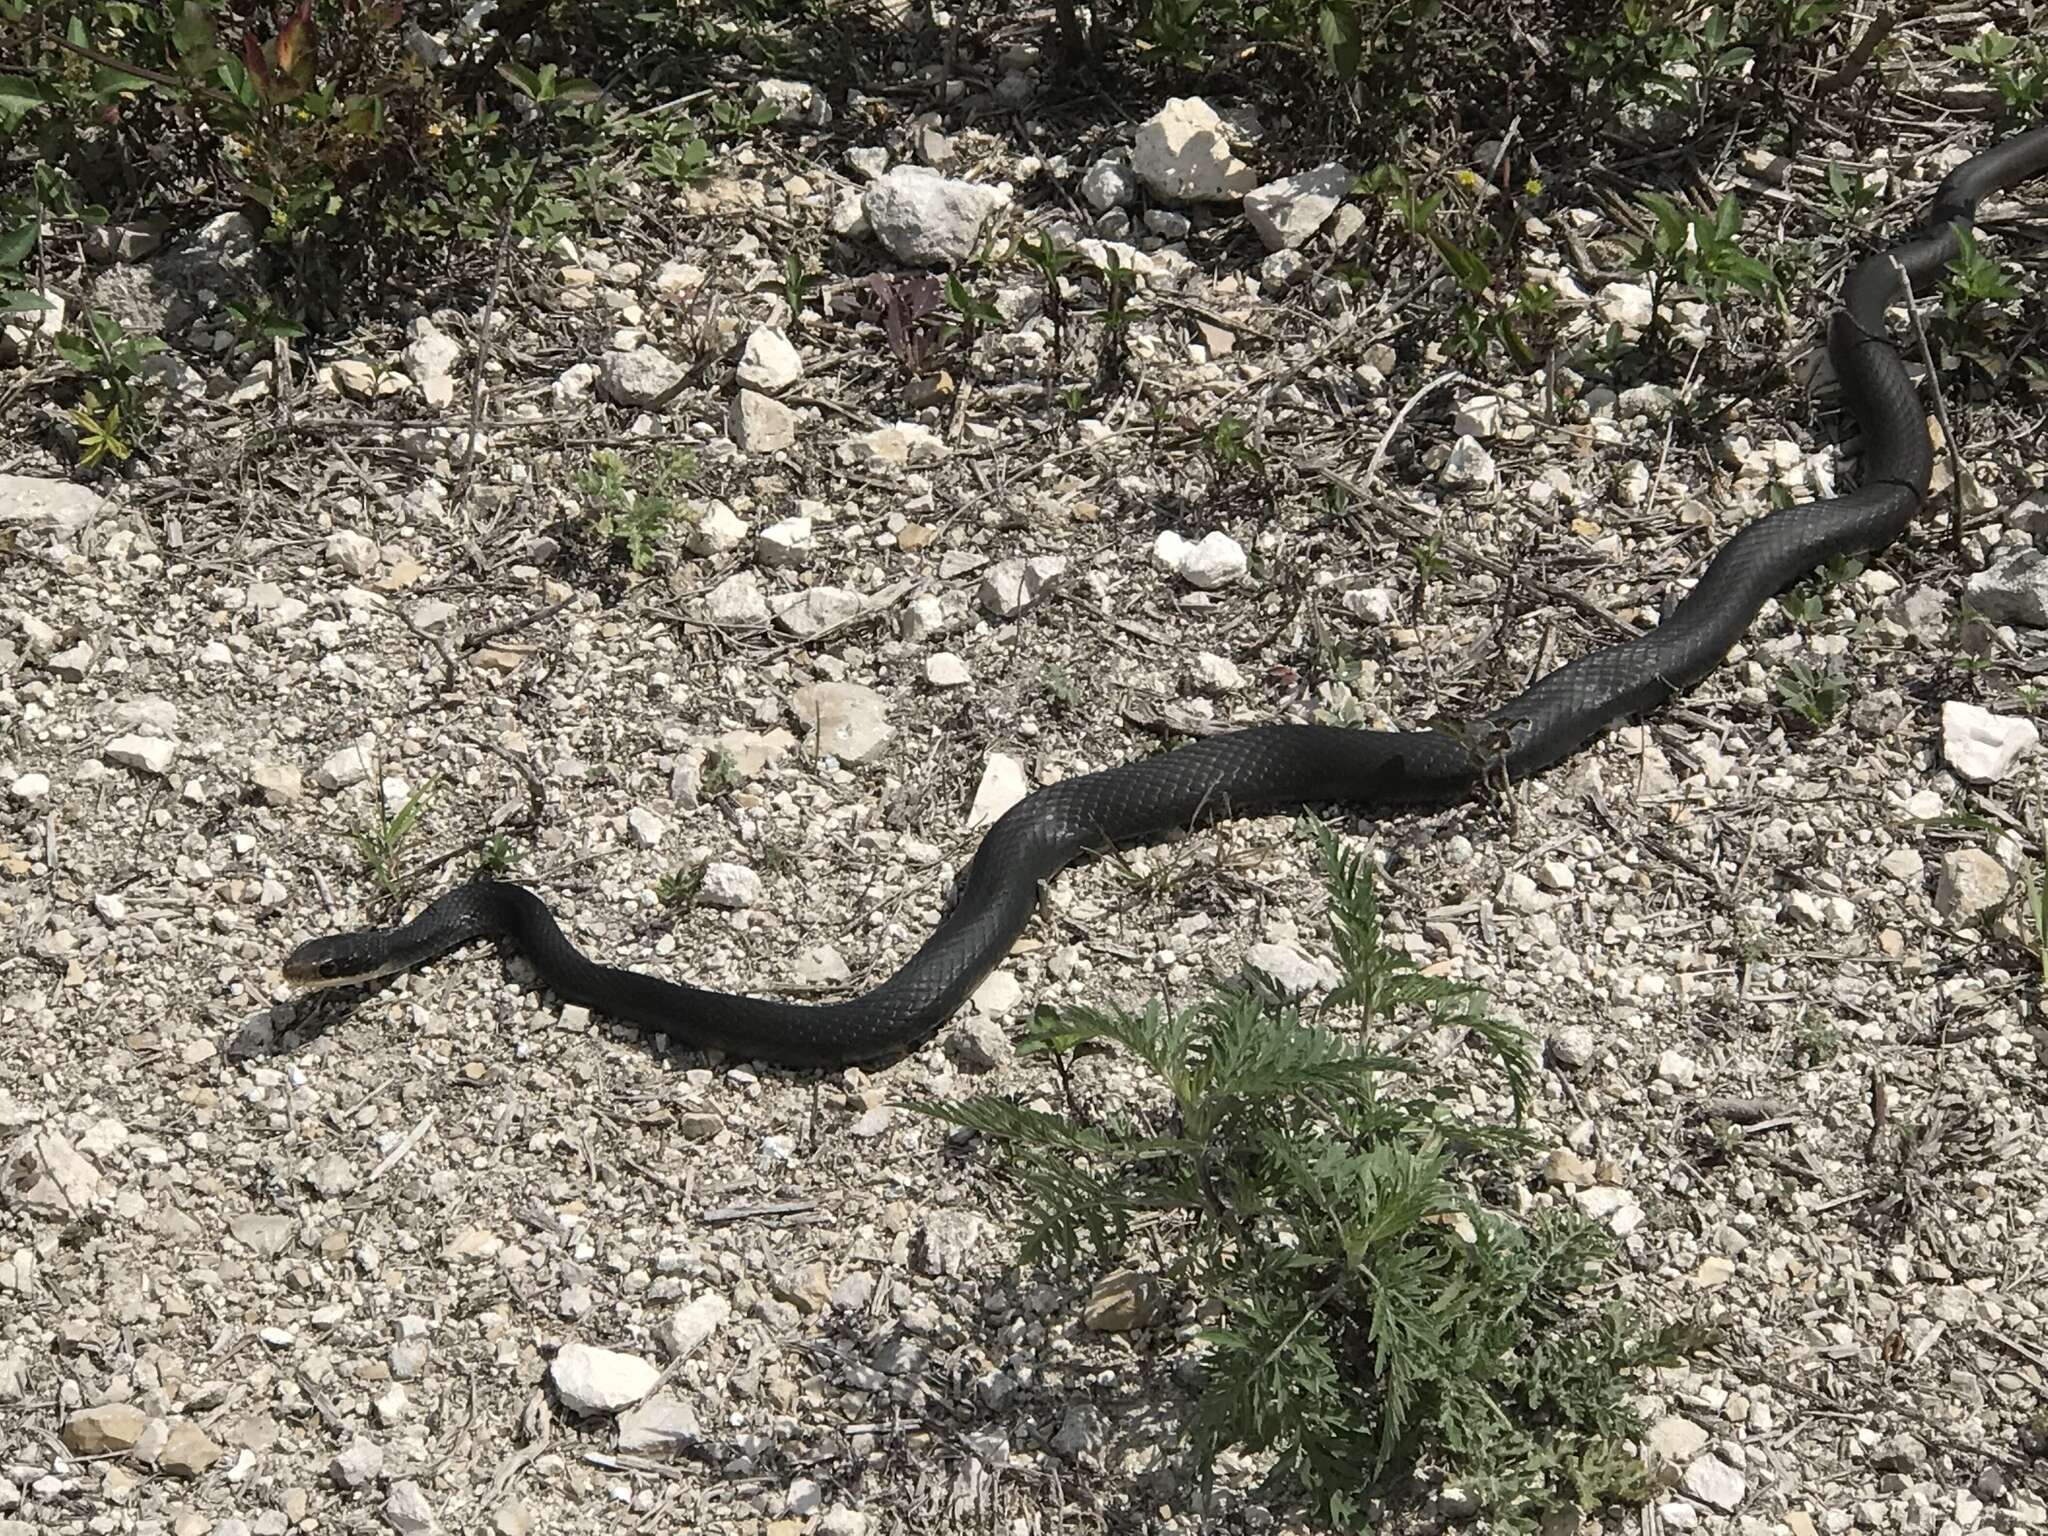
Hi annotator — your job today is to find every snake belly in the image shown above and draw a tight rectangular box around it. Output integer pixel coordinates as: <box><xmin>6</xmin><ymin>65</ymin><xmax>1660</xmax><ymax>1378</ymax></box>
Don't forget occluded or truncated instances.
<box><xmin>285</xmin><ymin>122</ymin><xmax>2048</xmax><ymax>1070</ymax></box>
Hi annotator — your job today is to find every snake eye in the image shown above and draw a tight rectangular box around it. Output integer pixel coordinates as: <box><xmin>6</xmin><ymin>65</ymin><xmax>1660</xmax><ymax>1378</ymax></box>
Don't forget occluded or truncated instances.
<box><xmin>319</xmin><ymin>959</ymin><xmax>340</xmax><ymax>979</ymax></box>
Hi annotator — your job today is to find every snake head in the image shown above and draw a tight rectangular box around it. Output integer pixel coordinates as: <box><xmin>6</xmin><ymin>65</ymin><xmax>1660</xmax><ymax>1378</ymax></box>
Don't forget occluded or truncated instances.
<box><xmin>282</xmin><ymin>932</ymin><xmax>399</xmax><ymax>990</ymax></box>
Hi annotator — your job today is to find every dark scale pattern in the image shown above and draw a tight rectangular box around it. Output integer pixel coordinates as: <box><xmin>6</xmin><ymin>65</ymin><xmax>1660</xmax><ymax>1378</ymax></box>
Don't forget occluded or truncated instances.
<box><xmin>286</xmin><ymin>124</ymin><xmax>2048</xmax><ymax>1070</ymax></box>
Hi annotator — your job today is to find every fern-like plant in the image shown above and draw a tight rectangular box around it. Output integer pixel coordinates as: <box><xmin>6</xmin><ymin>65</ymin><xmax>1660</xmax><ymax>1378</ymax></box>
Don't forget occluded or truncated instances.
<box><xmin>911</xmin><ymin>821</ymin><xmax>1696</xmax><ymax>1532</ymax></box>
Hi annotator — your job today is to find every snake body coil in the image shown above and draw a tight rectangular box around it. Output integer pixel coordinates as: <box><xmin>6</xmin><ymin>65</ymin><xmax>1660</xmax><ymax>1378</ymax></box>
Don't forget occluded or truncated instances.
<box><xmin>287</xmin><ymin>125</ymin><xmax>2048</xmax><ymax>1069</ymax></box>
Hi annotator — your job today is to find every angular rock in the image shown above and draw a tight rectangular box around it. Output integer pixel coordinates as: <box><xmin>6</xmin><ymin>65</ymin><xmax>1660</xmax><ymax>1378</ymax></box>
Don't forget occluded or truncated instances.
<box><xmin>1186</xmin><ymin>651</ymin><xmax>1246</xmax><ymax>694</ymax></box>
<box><xmin>755</xmin><ymin>515</ymin><xmax>813</xmax><ymax>567</ymax></box>
<box><xmin>840</xmin><ymin>422</ymin><xmax>946</xmax><ymax>467</ymax></box>
<box><xmin>1083</xmin><ymin>1269</ymin><xmax>1163</xmax><ymax>1332</ymax></box>
<box><xmin>549</xmin><ymin>1343</ymin><xmax>658</xmax><ymax>1416</ymax></box>
<box><xmin>771</xmin><ymin>586</ymin><xmax>865</xmax><ymax>637</ymax></box>
<box><xmin>1942</xmin><ymin>700</ymin><xmax>2037</xmax><ymax>784</ymax></box>
<box><xmin>1934</xmin><ymin>848</ymin><xmax>2009</xmax><ymax>924</ymax></box>
<box><xmin>1642</xmin><ymin>1416</ymin><xmax>1710</xmax><ymax>1472</ymax></box>
<box><xmin>1439</xmin><ymin>435</ymin><xmax>1498</xmax><ymax>490</ymax></box>
<box><xmin>158</xmin><ymin>1422</ymin><xmax>222</xmax><ymax>1477</ymax></box>
<box><xmin>698</xmin><ymin>862</ymin><xmax>764</xmax><ymax>910</ymax></box>
<box><xmin>627</xmin><ymin>807</ymin><xmax>665</xmax><ymax>850</ymax></box>
<box><xmin>731</xmin><ymin>389</ymin><xmax>798</xmax><ymax>454</ymax></box>
<box><xmin>326</xmin><ymin>530</ymin><xmax>381</xmax><ymax>575</ymax></box>
<box><xmin>658</xmin><ymin>1293</ymin><xmax>731</xmax><ymax>1360</ymax></box>
<box><xmin>1080</xmin><ymin>157</ymin><xmax>1138</xmax><ymax>212</ymax></box>
<box><xmin>789</xmin><ymin>681</ymin><xmax>893</xmax><ymax>765</ymax></box>
<box><xmin>3</xmin><ymin>1129</ymin><xmax>102</xmax><ymax>1215</ymax></box>
<box><xmin>1244</xmin><ymin>942</ymin><xmax>1340</xmax><ymax>996</ymax></box>
<box><xmin>1153</xmin><ymin>529</ymin><xmax>1247</xmax><ymax>589</ymax></box>
<box><xmin>686</xmin><ymin>500</ymin><xmax>749</xmax><ymax>556</ymax></box>
<box><xmin>703</xmin><ymin>571</ymin><xmax>770</xmax><ymax>625</ymax></box>
<box><xmin>1965</xmin><ymin>548</ymin><xmax>2048</xmax><ymax>626</ymax></box>
<box><xmin>1678</xmin><ymin>1455</ymin><xmax>1746</xmax><ymax>1512</ymax></box>
<box><xmin>737</xmin><ymin>327</ymin><xmax>804</xmax><ymax>392</ymax></box>
<box><xmin>600</xmin><ymin>347</ymin><xmax>684</xmax><ymax>407</ymax></box>
<box><xmin>925</xmin><ymin>652</ymin><xmax>971</xmax><ymax>688</ymax></box>
<box><xmin>329</xmin><ymin>1437</ymin><xmax>384</xmax><ymax>1489</ymax></box>
<box><xmin>0</xmin><ymin>474</ymin><xmax>105</xmax><ymax>547</ymax></box>
<box><xmin>618</xmin><ymin>1392</ymin><xmax>702</xmax><ymax>1454</ymax></box>
<box><xmin>948</xmin><ymin>1016</ymin><xmax>1013</xmax><ymax>1070</ymax></box>
<box><xmin>752</xmin><ymin>78</ymin><xmax>830</xmax><ymax>127</ymax></box>
<box><xmin>916</xmin><ymin>1210</ymin><xmax>985</xmax><ymax>1276</ymax></box>
<box><xmin>967</xmin><ymin>752</ymin><xmax>1031</xmax><ymax>829</ymax></box>
<box><xmin>402</xmin><ymin>317</ymin><xmax>462</xmax><ymax>406</ymax></box>
<box><xmin>1243</xmin><ymin>162</ymin><xmax>1353</xmax><ymax>251</ymax></box>
<box><xmin>1549</xmin><ymin>1026</ymin><xmax>1597</xmax><ymax>1069</ymax></box>
<box><xmin>970</xmin><ymin>969</ymin><xmax>1021</xmax><ymax>1016</ymax></box>
<box><xmin>384</xmin><ymin>1479</ymin><xmax>436</xmax><ymax>1535</ymax></box>
<box><xmin>314</xmin><ymin>738</ymin><xmax>375</xmax><ymax>793</ymax></box>
<box><xmin>979</xmin><ymin>555</ymin><xmax>1065</xmax><ymax>617</ymax></box>
<box><xmin>1598</xmin><ymin>282</ymin><xmax>1655</xmax><ymax>329</ymax></box>
<box><xmin>106</xmin><ymin>734</ymin><xmax>177</xmax><ymax>775</ymax></box>
<box><xmin>862</xmin><ymin>166</ymin><xmax>1008</xmax><ymax>266</ymax></box>
<box><xmin>229</xmin><ymin>1213</ymin><xmax>295</xmax><ymax>1257</ymax></box>
<box><xmin>1133</xmin><ymin>98</ymin><xmax>1257</xmax><ymax>203</ymax></box>
<box><xmin>62</xmin><ymin>1403</ymin><xmax>148</xmax><ymax>1455</ymax></box>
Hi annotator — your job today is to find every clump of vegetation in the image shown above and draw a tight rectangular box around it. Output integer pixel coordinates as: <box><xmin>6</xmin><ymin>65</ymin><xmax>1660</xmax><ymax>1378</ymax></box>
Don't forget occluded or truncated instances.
<box><xmin>570</xmin><ymin>445</ymin><xmax>700</xmax><ymax>573</ymax></box>
<box><xmin>1630</xmin><ymin>188</ymin><xmax>1779</xmax><ymax>344</ymax></box>
<box><xmin>354</xmin><ymin>776</ymin><xmax>438</xmax><ymax>901</ymax></box>
<box><xmin>1948</xmin><ymin>27</ymin><xmax>2048</xmax><ymax>124</ymax></box>
<box><xmin>1773</xmin><ymin>658</ymin><xmax>1849</xmax><ymax>729</ymax></box>
<box><xmin>53</xmin><ymin>308</ymin><xmax>168</xmax><ymax>467</ymax></box>
<box><xmin>914</xmin><ymin>823</ymin><xmax>1695</xmax><ymax>1532</ymax></box>
<box><xmin>1934</xmin><ymin>226</ymin><xmax>2035</xmax><ymax>394</ymax></box>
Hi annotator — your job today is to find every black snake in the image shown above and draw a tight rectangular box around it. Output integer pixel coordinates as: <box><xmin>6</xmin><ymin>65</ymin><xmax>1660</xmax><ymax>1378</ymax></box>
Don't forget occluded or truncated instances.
<box><xmin>286</xmin><ymin>123</ymin><xmax>2048</xmax><ymax>1069</ymax></box>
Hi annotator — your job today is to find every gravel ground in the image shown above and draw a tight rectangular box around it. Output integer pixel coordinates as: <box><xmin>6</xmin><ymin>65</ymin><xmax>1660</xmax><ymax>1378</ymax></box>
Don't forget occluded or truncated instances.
<box><xmin>3</xmin><ymin>12</ymin><xmax>2047</xmax><ymax>1536</ymax></box>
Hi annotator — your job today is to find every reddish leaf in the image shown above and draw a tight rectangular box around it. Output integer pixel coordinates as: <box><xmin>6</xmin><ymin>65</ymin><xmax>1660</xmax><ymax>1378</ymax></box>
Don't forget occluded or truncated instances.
<box><xmin>276</xmin><ymin>0</ymin><xmax>317</xmax><ymax>93</ymax></box>
<box><xmin>242</xmin><ymin>29</ymin><xmax>273</xmax><ymax>93</ymax></box>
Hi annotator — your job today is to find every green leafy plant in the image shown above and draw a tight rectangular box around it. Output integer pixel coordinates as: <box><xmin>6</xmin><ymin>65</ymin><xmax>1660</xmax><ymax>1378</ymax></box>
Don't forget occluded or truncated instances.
<box><xmin>645</xmin><ymin>118</ymin><xmax>713</xmax><ymax>185</ymax></box>
<box><xmin>1781</xmin><ymin>556</ymin><xmax>1864</xmax><ymax>626</ymax></box>
<box><xmin>1356</xmin><ymin>163</ymin><xmax>1551</xmax><ymax>370</ymax></box>
<box><xmin>1824</xmin><ymin>162</ymin><xmax>1879</xmax><ymax>221</ymax></box>
<box><xmin>225</xmin><ymin>296</ymin><xmax>310</xmax><ymax>360</ymax></box>
<box><xmin>782</xmin><ymin>252</ymin><xmax>818</xmax><ymax>329</ymax></box>
<box><xmin>912</xmin><ymin>823</ymin><xmax>1692</xmax><ymax>1532</ymax></box>
<box><xmin>1094</xmin><ymin>245</ymin><xmax>1142</xmax><ymax>393</ymax></box>
<box><xmin>941</xmin><ymin>270</ymin><xmax>1003</xmax><ymax>375</ymax></box>
<box><xmin>656</xmin><ymin>862</ymin><xmax>705</xmax><ymax>909</ymax></box>
<box><xmin>1773</xmin><ymin>658</ymin><xmax>1848</xmax><ymax>728</ymax></box>
<box><xmin>1206</xmin><ymin>415</ymin><xmax>1263</xmax><ymax>480</ymax></box>
<box><xmin>1015</xmin><ymin>230</ymin><xmax>1080</xmax><ymax>402</ymax></box>
<box><xmin>1040</xmin><ymin>663</ymin><xmax>1084</xmax><ymax>716</ymax></box>
<box><xmin>53</xmin><ymin>310</ymin><xmax>168</xmax><ymax>468</ymax></box>
<box><xmin>1409</xmin><ymin>532</ymin><xmax>1452</xmax><ymax>602</ymax></box>
<box><xmin>1632</xmin><ymin>190</ymin><xmax>1778</xmax><ymax>310</ymax></box>
<box><xmin>0</xmin><ymin>206</ymin><xmax>45</xmax><ymax>317</ymax></box>
<box><xmin>354</xmin><ymin>777</ymin><xmax>438</xmax><ymax>901</ymax></box>
<box><xmin>707</xmin><ymin>93</ymin><xmax>779</xmax><ymax>134</ymax></box>
<box><xmin>1945</xmin><ymin>227</ymin><xmax>2021</xmax><ymax>311</ymax></box>
<box><xmin>1932</xmin><ymin>227</ymin><xmax>2023</xmax><ymax>384</ymax></box>
<box><xmin>1791</xmin><ymin>1014</ymin><xmax>1843</xmax><ymax>1067</ymax></box>
<box><xmin>1563</xmin><ymin>0</ymin><xmax>1710</xmax><ymax>112</ymax></box>
<box><xmin>699</xmin><ymin>747</ymin><xmax>744</xmax><ymax>800</ymax></box>
<box><xmin>571</xmin><ymin>446</ymin><xmax>699</xmax><ymax>572</ymax></box>
<box><xmin>1948</xmin><ymin>27</ymin><xmax>2048</xmax><ymax>121</ymax></box>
